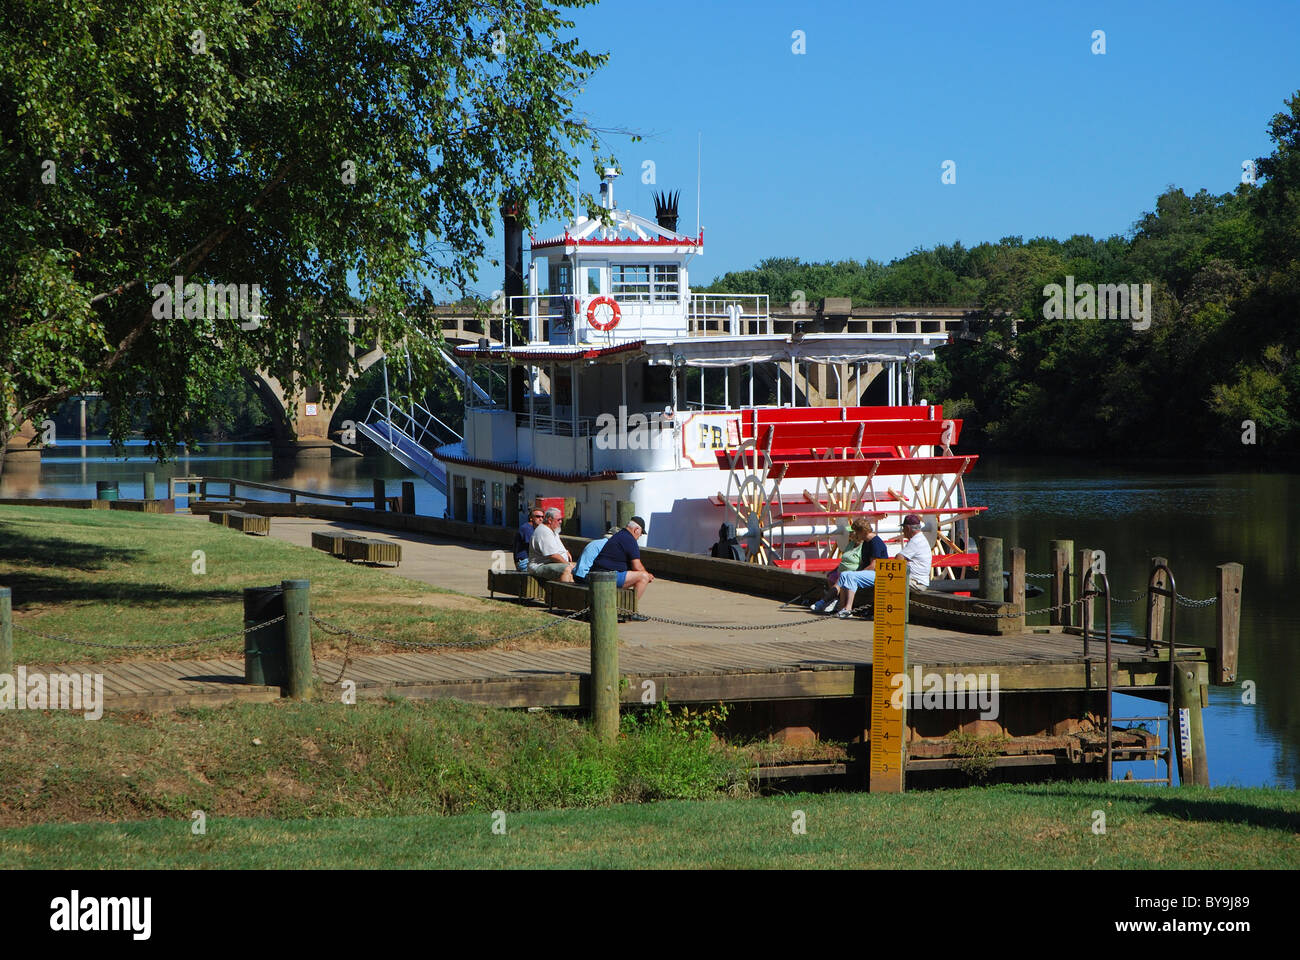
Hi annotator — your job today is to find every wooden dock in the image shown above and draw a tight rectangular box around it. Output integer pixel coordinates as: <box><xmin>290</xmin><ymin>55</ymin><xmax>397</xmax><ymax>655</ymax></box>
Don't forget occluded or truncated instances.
<box><xmin>54</xmin><ymin>624</ymin><xmax>1164</xmax><ymax>711</ymax></box>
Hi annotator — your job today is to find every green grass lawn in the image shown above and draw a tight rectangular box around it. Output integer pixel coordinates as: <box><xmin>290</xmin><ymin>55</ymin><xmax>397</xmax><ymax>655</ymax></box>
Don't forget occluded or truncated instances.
<box><xmin>3</xmin><ymin>782</ymin><xmax>1297</xmax><ymax>869</ymax></box>
<box><xmin>0</xmin><ymin>504</ymin><xmax>586</xmax><ymax>662</ymax></box>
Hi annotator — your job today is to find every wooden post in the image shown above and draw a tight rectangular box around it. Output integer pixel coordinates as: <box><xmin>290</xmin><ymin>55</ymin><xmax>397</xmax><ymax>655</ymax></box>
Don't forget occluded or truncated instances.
<box><xmin>1077</xmin><ymin>548</ymin><xmax>1098</xmax><ymax>640</ymax></box>
<box><xmin>1049</xmin><ymin>539</ymin><xmax>1074</xmax><ymax>626</ymax></box>
<box><xmin>401</xmin><ymin>481</ymin><xmax>416</xmax><ymax>515</ymax></box>
<box><xmin>0</xmin><ymin>586</ymin><xmax>12</xmax><ymax>677</ymax></box>
<box><xmin>1147</xmin><ymin>556</ymin><xmax>1169</xmax><ymax>648</ymax></box>
<box><xmin>978</xmin><ymin>537</ymin><xmax>1003</xmax><ymax>603</ymax></box>
<box><xmin>282</xmin><ymin>579</ymin><xmax>314</xmax><ymax>700</ymax></box>
<box><xmin>588</xmin><ymin>571</ymin><xmax>619</xmax><ymax>745</ymax></box>
<box><xmin>142</xmin><ymin>471</ymin><xmax>155</xmax><ymax>500</ymax></box>
<box><xmin>199</xmin><ymin>479</ymin><xmax>207</xmax><ymax>501</ymax></box>
<box><xmin>1008</xmin><ymin>547</ymin><xmax>1026</xmax><ymax>632</ymax></box>
<box><xmin>1215</xmin><ymin>563</ymin><xmax>1242</xmax><ymax>684</ymax></box>
<box><xmin>1173</xmin><ymin>660</ymin><xmax>1210</xmax><ymax>786</ymax></box>
<box><xmin>373</xmin><ymin>478</ymin><xmax>386</xmax><ymax>512</ymax></box>
<box><xmin>562</xmin><ymin>497</ymin><xmax>578</xmax><ymax>536</ymax></box>
<box><xmin>615</xmin><ymin>499</ymin><xmax>635</xmax><ymax>529</ymax></box>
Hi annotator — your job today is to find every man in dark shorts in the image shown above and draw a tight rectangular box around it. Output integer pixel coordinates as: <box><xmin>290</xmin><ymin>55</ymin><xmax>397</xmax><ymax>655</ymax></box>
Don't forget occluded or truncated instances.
<box><xmin>591</xmin><ymin>515</ymin><xmax>655</xmax><ymax>599</ymax></box>
<box><xmin>513</xmin><ymin>507</ymin><xmax>543</xmax><ymax>570</ymax></box>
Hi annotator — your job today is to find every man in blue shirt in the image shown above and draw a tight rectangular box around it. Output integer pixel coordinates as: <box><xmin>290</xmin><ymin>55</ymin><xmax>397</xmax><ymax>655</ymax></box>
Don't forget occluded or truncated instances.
<box><xmin>591</xmin><ymin>516</ymin><xmax>655</xmax><ymax>598</ymax></box>
<box><xmin>575</xmin><ymin>527</ymin><xmax>619</xmax><ymax>581</ymax></box>
<box><xmin>513</xmin><ymin>508</ymin><xmax>543</xmax><ymax>570</ymax></box>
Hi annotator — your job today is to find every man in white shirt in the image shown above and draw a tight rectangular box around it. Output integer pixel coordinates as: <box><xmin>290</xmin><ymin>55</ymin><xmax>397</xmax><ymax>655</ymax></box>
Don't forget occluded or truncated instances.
<box><xmin>528</xmin><ymin>507</ymin><xmax>574</xmax><ymax>582</ymax></box>
<box><xmin>898</xmin><ymin>513</ymin><xmax>932</xmax><ymax>592</ymax></box>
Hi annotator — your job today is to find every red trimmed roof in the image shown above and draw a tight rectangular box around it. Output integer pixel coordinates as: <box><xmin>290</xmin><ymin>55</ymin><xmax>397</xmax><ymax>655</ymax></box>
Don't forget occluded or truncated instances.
<box><xmin>530</xmin><ymin>228</ymin><xmax>704</xmax><ymax>250</ymax></box>
<box><xmin>452</xmin><ymin>340</ymin><xmax>647</xmax><ymax>363</ymax></box>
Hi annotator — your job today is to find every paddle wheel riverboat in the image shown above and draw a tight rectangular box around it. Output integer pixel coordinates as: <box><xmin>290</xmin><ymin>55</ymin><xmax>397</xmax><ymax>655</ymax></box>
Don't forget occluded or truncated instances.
<box><xmin>362</xmin><ymin>170</ymin><xmax>985</xmax><ymax>576</ymax></box>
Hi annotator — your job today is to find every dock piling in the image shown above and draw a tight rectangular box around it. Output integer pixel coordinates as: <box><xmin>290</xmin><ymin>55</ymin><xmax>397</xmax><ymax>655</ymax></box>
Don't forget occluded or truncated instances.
<box><xmin>1215</xmin><ymin>563</ymin><xmax>1243</xmax><ymax>684</ymax></box>
<box><xmin>588</xmin><ymin>571</ymin><xmax>620</xmax><ymax>744</ymax></box>
<box><xmin>142</xmin><ymin>471</ymin><xmax>155</xmax><ymax>500</ymax></box>
<box><xmin>1147</xmin><ymin>557</ymin><xmax>1169</xmax><ymax>648</ymax></box>
<box><xmin>1173</xmin><ymin>660</ymin><xmax>1210</xmax><ymax>786</ymax></box>
<box><xmin>0</xmin><ymin>586</ymin><xmax>12</xmax><ymax>677</ymax></box>
<box><xmin>1009</xmin><ymin>547</ymin><xmax>1026</xmax><ymax>631</ymax></box>
<box><xmin>1049</xmin><ymin>539</ymin><xmax>1074</xmax><ymax>626</ymax></box>
<box><xmin>282</xmin><ymin>579</ymin><xmax>314</xmax><ymax>700</ymax></box>
<box><xmin>1077</xmin><ymin>548</ymin><xmax>1099</xmax><ymax>639</ymax></box>
<box><xmin>373</xmin><ymin>478</ymin><xmax>386</xmax><ymax>512</ymax></box>
<box><xmin>401</xmin><ymin>481</ymin><xmax>416</xmax><ymax>514</ymax></box>
<box><xmin>978</xmin><ymin>537</ymin><xmax>1003</xmax><ymax>602</ymax></box>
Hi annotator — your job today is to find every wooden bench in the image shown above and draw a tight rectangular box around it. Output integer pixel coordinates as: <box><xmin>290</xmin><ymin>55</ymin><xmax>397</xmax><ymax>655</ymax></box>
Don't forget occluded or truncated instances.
<box><xmin>311</xmin><ymin>530</ymin><xmax>365</xmax><ymax>558</ymax></box>
<box><xmin>211</xmin><ymin>510</ymin><xmax>270</xmax><ymax>535</ymax></box>
<box><xmin>342</xmin><ymin>537</ymin><xmax>402</xmax><ymax>566</ymax></box>
<box><xmin>544</xmin><ymin>579</ymin><xmax>639</xmax><ymax>618</ymax></box>
<box><xmin>487</xmin><ymin>569</ymin><xmax>546</xmax><ymax>602</ymax></box>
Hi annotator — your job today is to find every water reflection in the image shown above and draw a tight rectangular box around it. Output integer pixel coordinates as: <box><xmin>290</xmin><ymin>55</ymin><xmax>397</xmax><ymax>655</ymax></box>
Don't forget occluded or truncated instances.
<box><xmin>967</xmin><ymin>457</ymin><xmax>1298</xmax><ymax>789</ymax></box>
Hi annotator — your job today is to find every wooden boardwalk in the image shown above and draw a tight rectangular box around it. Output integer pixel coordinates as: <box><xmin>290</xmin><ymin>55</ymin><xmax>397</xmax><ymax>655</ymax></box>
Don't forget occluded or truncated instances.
<box><xmin>56</xmin><ymin>625</ymin><xmax>1165</xmax><ymax>712</ymax></box>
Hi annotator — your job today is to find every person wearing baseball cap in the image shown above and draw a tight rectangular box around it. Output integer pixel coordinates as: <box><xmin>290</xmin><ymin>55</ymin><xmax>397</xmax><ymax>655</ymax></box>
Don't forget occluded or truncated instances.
<box><xmin>898</xmin><ymin>513</ymin><xmax>932</xmax><ymax>591</ymax></box>
<box><xmin>590</xmin><ymin>515</ymin><xmax>655</xmax><ymax>598</ymax></box>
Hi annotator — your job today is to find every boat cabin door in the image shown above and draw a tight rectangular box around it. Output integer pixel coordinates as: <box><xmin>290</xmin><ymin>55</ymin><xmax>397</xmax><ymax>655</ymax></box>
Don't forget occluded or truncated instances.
<box><xmin>577</xmin><ymin>261</ymin><xmax>608</xmax><ymax>341</ymax></box>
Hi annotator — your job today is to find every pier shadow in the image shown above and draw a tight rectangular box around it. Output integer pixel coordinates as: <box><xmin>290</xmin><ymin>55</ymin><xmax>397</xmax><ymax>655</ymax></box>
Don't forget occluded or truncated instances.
<box><xmin>1018</xmin><ymin>786</ymin><xmax>1300</xmax><ymax>833</ymax></box>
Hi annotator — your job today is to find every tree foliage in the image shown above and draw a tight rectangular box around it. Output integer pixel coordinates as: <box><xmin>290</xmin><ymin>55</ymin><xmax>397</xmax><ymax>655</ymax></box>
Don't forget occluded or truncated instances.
<box><xmin>1</xmin><ymin>0</ymin><xmax>607</xmax><ymax>468</ymax></box>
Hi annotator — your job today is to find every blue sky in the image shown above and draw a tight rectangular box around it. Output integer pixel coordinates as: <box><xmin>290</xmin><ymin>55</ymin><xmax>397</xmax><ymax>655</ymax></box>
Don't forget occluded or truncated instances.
<box><xmin>459</xmin><ymin>0</ymin><xmax>1300</xmax><ymax>294</ymax></box>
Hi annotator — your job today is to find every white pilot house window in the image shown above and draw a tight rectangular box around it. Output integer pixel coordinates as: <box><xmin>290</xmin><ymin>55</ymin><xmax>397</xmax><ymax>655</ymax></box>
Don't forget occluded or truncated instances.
<box><xmin>611</xmin><ymin>263</ymin><xmax>679</xmax><ymax>302</ymax></box>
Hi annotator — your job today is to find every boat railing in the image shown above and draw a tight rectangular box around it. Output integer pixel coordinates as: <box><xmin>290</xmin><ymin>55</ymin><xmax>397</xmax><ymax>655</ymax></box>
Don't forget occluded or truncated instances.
<box><xmin>687</xmin><ymin>293</ymin><xmax>771</xmax><ymax>336</ymax></box>
<box><xmin>366</xmin><ymin>394</ymin><xmax>462</xmax><ymax>449</ymax></box>
<box><xmin>513</xmin><ymin>411</ymin><xmax>597</xmax><ymax>437</ymax></box>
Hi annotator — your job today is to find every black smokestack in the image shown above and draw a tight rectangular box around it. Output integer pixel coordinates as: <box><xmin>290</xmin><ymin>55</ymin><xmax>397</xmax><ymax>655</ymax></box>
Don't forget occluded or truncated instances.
<box><xmin>502</xmin><ymin>195</ymin><xmax>527</xmax><ymax>411</ymax></box>
<box><xmin>652</xmin><ymin>190</ymin><xmax>679</xmax><ymax>233</ymax></box>
<box><xmin>501</xmin><ymin>197</ymin><xmax>524</xmax><ymax>307</ymax></box>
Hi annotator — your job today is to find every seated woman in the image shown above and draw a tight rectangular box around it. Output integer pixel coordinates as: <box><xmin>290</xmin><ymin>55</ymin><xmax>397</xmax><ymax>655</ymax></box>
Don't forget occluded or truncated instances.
<box><xmin>811</xmin><ymin>517</ymin><xmax>874</xmax><ymax>614</ymax></box>
<box><xmin>833</xmin><ymin>520</ymin><xmax>890</xmax><ymax>618</ymax></box>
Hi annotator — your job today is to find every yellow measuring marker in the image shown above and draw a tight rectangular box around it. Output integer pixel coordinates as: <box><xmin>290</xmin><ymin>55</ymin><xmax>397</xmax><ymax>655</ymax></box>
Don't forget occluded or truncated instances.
<box><xmin>870</xmin><ymin>558</ymin><xmax>909</xmax><ymax>793</ymax></box>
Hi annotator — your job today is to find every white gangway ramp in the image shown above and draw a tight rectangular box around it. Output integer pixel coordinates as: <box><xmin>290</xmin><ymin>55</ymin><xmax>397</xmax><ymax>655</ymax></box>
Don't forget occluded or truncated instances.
<box><xmin>357</xmin><ymin>396</ymin><xmax>461</xmax><ymax>494</ymax></box>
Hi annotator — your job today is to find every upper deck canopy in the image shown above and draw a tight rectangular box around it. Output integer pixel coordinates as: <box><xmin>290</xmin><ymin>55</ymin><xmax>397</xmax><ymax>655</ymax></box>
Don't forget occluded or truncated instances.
<box><xmin>452</xmin><ymin>334</ymin><xmax>946</xmax><ymax>367</ymax></box>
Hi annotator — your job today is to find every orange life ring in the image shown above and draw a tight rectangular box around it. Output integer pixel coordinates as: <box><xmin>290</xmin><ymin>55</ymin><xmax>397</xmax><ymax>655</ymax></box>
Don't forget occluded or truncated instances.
<box><xmin>586</xmin><ymin>296</ymin><xmax>621</xmax><ymax>331</ymax></box>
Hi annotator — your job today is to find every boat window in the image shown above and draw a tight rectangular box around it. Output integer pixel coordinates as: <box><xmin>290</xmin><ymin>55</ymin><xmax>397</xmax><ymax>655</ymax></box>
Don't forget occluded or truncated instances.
<box><xmin>472</xmin><ymin>478</ymin><xmax>487</xmax><ymax>525</ymax></box>
<box><xmin>548</xmin><ymin>262</ymin><xmax>572</xmax><ymax>294</ymax></box>
<box><xmin>611</xmin><ymin>264</ymin><xmax>651</xmax><ymax>301</ymax></box>
<box><xmin>653</xmin><ymin>263</ymin><xmax>679</xmax><ymax>300</ymax></box>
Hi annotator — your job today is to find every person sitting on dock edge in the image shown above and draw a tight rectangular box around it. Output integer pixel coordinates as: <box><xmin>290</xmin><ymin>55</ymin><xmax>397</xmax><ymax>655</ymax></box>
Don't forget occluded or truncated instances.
<box><xmin>514</xmin><ymin>507</ymin><xmax>543</xmax><ymax>571</ymax></box>
<box><xmin>832</xmin><ymin>519</ymin><xmax>890</xmax><ymax>618</ymax></box>
<box><xmin>811</xmin><ymin>517</ymin><xmax>874</xmax><ymax>614</ymax></box>
<box><xmin>591</xmin><ymin>516</ymin><xmax>654</xmax><ymax>599</ymax></box>
<box><xmin>575</xmin><ymin>526</ymin><xmax>620</xmax><ymax>582</ymax></box>
<box><xmin>898</xmin><ymin>513</ymin><xmax>932</xmax><ymax>592</ymax></box>
<box><xmin>528</xmin><ymin>507</ymin><xmax>574</xmax><ymax>582</ymax></box>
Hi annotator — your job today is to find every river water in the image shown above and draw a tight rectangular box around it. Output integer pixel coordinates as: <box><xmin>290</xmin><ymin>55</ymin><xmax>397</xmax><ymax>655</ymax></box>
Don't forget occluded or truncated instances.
<box><xmin>2</xmin><ymin>443</ymin><xmax>1294</xmax><ymax>789</ymax></box>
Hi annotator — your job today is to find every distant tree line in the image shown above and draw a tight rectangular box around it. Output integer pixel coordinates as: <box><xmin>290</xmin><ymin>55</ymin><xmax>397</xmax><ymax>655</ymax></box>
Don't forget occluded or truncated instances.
<box><xmin>700</xmin><ymin>93</ymin><xmax>1300</xmax><ymax>460</ymax></box>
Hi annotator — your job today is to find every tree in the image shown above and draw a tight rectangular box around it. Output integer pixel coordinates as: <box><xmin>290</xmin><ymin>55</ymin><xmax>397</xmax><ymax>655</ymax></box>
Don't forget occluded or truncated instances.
<box><xmin>1</xmin><ymin>0</ymin><xmax>608</xmax><ymax>472</ymax></box>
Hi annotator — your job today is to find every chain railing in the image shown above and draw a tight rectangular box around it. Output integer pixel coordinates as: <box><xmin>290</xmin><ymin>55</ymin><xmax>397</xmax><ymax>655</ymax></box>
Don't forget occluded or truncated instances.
<box><xmin>308</xmin><ymin>608</ymin><xmax>590</xmax><ymax>685</ymax></box>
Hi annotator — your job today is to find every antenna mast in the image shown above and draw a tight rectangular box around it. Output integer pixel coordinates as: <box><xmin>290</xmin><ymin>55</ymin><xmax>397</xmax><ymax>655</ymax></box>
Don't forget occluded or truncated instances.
<box><xmin>696</xmin><ymin>132</ymin><xmax>701</xmax><ymax>237</ymax></box>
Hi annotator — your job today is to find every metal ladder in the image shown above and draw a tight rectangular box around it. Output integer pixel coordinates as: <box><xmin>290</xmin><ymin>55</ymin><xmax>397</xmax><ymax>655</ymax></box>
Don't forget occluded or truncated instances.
<box><xmin>1080</xmin><ymin>564</ymin><xmax>1175</xmax><ymax>784</ymax></box>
